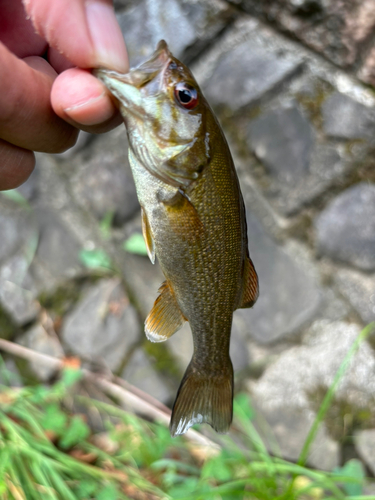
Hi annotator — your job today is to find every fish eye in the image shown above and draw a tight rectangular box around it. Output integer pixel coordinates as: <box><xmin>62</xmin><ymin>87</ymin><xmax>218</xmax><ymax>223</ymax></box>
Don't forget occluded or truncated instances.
<box><xmin>174</xmin><ymin>82</ymin><xmax>198</xmax><ymax>110</ymax></box>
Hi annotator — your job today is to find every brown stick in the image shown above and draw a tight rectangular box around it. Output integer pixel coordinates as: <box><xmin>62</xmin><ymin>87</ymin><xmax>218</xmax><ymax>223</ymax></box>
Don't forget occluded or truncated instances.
<box><xmin>0</xmin><ymin>338</ymin><xmax>219</xmax><ymax>451</ymax></box>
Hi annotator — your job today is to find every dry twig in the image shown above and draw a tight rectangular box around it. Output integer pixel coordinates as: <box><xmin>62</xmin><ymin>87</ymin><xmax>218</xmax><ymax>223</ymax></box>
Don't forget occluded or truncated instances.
<box><xmin>0</xmin><ymin>338</ymin><xmax>219</xmax><ymax>452</ymax></box>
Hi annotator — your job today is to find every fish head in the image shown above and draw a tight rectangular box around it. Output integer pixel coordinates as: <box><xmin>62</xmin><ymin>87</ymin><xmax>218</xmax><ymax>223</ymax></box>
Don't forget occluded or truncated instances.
<box><xmin>94</xmin><ymin>40</ymin><xmax>214</xmax><ymax>187</ymax></box>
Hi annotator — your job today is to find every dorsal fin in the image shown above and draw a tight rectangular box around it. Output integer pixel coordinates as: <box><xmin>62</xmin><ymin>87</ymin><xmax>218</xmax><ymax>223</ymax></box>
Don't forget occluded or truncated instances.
<box><xmin>145</xmin><ymin>281</ymin><xmax>186</xmax><ymax>342</ymax></box>
<box><xmin>238</xmin><ymin>255</ymin><xmax>259</xmax><ymax>309</ymax></box>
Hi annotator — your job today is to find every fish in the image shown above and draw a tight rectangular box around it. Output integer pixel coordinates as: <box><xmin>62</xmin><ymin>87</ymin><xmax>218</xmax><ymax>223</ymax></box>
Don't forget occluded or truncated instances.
<box><xmin>94</xmin><ymin>40</ymin><xmax>259</xmax><ymax>436</ymax></box>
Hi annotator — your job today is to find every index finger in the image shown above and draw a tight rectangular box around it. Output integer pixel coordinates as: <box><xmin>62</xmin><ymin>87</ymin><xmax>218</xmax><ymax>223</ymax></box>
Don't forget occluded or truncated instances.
<box><xmin>24</xmin><ymin>0</ymin><xmax>129</xmax><ymax>72</ymax></box>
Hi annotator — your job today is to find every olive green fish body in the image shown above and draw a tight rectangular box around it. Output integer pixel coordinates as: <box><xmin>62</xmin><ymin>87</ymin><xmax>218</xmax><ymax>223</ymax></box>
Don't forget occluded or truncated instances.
<box><xmin>94</xmin><ymin>41</ymin><xmax>258</xmax><ymax>436</ymax></box>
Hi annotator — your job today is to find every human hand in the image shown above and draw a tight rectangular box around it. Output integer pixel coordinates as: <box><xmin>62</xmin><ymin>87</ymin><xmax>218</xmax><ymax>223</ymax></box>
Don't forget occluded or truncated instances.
<box><xmin>0</xmin><ymin>0</ymin><xmax>128</xmax><ymax>190</ymax></box>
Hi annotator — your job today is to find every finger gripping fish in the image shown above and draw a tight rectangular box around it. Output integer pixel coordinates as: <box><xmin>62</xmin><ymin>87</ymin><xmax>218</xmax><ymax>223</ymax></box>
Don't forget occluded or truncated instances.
<box><xmin>94</xmin><ymin>41</ymin><xmax>259</xmax><ymax>436</ymax></box>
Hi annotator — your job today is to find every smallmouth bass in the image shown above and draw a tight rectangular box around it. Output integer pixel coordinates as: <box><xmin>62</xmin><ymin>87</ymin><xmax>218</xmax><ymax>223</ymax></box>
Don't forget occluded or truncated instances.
<box><xmin>94</xmin><ymin>41</ymin><xmax>259</xmax><ymax>436</ymax></box>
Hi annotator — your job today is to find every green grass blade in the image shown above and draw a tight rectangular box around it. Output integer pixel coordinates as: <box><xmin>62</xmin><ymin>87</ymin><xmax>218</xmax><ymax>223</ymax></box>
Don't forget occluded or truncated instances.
<box><xmin>298</xmin><ymin>322</ymin><xmax>375</xmax><ymax>467</ymax></box>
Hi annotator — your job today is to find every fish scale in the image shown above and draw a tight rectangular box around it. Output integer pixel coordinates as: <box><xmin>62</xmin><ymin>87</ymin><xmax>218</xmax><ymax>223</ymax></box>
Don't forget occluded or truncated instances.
<box><xmin>94</xmin><ymin>40</ymin><xmax>259</xmax><ymax>436</ymax></box>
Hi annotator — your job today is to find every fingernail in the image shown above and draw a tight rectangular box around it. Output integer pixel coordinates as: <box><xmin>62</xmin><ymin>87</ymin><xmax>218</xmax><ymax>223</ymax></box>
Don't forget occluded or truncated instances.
<box><xmin>64</xmin><ymin>92</ymin><xmax>114</xmax><ymax>126</ymax></box>
<box><xmin>85</xmin><ymin>1</ymin><xmax>129</xmax><ymax>72</ymax></box>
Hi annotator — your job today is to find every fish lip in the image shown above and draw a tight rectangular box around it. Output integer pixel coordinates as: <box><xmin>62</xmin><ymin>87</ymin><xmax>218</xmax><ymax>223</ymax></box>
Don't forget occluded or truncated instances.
<box><xmin>93</xmin><ymin>40</ymin><xmax>172</xmax><ymax>116</ymax></box>
<box><xmin>93</xmin><ymin>39</ymin><xmax>171</xmax><ymax>90</ymax></box>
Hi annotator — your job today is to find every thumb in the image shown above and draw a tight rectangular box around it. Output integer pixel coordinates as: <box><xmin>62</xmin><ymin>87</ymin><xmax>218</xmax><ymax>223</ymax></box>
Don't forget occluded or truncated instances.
<box><xmin>24</xmin><ymin>0</ymin><xmax>129</xmax><ymax>72</ymax></box>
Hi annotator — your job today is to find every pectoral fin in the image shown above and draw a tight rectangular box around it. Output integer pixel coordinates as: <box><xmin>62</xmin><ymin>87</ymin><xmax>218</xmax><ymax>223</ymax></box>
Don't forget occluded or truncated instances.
<box><xmin>162</xmin><ymin>189</ymin><xmax>205</xmax><ymax>241</ymax></box>
<box><xmin>238</xmin><ymin>255</ymin><xmax>259</xmax><ymax>309</ymax></box>
<box><xmin>145</xmin><ymin>281</ymin><xmax>186</xmax><ymax>342</ymax></box>
<box><xmin>141</xmin><ymin>207</ymin><xmax>155</xmax><ymax>264</ymax></box>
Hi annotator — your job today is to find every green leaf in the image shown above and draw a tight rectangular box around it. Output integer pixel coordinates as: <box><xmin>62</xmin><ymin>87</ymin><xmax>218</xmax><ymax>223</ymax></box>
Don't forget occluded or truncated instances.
<box><xmin>123</xmin><ymin>233</ymin><xmax>148</xmax><ymax>256</ymax></box>
<box><xmin>1</xmin><ymin>189</ymin><xmax>30</xmax><ymax>208</ymax></box>
<box><xmin>61</xmin><ymin>368</ymin><xmax>83</xmax><ymax>388</ymax></box>
<box><xmin>97</xmin><ymin>483</ymin><xmax>119</xmax><ymax>500</ymax></box>
<box><xmin>59</xmin><ymin>416</ymin><xmax>90</xmax><ymax>449</ymax></box>
<box><xmin>169</xmin><ymin>477</ymin><xmax>200</xmax><ymax>497</ymax></box>
<box><xmin>202</xmin><ymin>456</ymin><xmax>232</xmax><ymax>482</ymax></box>
<box><xmin>334</xmin><ymin>459</ymin><xmax>365</xmax><ymax>496</ymax></box>
<box><xmin>76</xmin><ymin>479</ymin><xmax>98</xmax><ymax>499</ymax></box>
<box><xmin>0</xmin><ymin>481</ymin><xmax>7</xmax><ymax>496</ymax></box>
<box><xmin>234</xmin><ymin>393</ymin><xmax>255</xmax><ymax>421</ymax></box>
<box><xmin>41</xmin><ymin>403</ymin><xmax>68</xmax><ymax>435</ymax></box>
<box><xmin>29</xmin><ymin>385</ymin><xmax>50</xmax><ymax>404</ymax></box>
<box><xmin>79</xmin><ymin>249</ymin><xmax>112</xmax><ymax>270</ymax></box>
<box><xmin>100</xmin><ymin>211</ymin><xmax>115</xmax><ymax>240</ymax></box>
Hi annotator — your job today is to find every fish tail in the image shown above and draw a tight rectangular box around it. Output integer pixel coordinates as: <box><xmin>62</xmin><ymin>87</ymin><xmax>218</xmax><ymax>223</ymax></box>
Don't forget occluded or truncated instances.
<box><xmin>170</xmin><ymin>358</ymin><xmax>233</xmax><ymax>437</ymax></box>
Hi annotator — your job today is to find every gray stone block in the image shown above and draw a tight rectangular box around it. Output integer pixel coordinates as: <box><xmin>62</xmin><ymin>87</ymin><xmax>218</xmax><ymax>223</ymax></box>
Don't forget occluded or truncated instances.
<box><xmin>234</xmin><ymin>212</ymin><xmax>322</xmax><ymax>343</ymax></box>
<box><xmin>248</xmin><ymin>103</ymin><xmax>314</xmax><ymax>183</ymax></box>
<box><xmin>72</xmin><ymin>131</ymin><xmax>139</xmax><ymax>225</ymax></box>
<box><xmin>335</xmin><ymin>269</ymin><xmax>375</xmax><ymax>324</ymax></box>
<box><xmin>16</xmin><ymin>324</ymin><xmax>64</xmax><ymax>382</ymax></box>
<box><xmin>121</xmin><ymin>348</ymin><xmax>172</xmax><ymax>404</ymax></box>
<box><xmin>251</xmin><ymin>320</ymin><xmax>375</xmax><ymax>422</ymax></box>
<box><xmin>354</xmin><ymin>429</ymin><xmax>375</xmax><ymax>476</ymax></box>
<box><xmin>0</xmin><ymin>255</ymin><xmax>40</xmax><ymax>326</ymax></box>
<box><xmin>117</xmin><ymin>0</ymin><xmax>231</xmax><ymax>68</ymax></box>
<box><xmin>249</xmin><ymin>320</ymin><xmax>375</xmax><ymax>468</ymax></box>
<box><xmin>30</xmin><ymin>209</ymin><xmax>83</xmax><ymax>293</ymax></box>
<box><xmin>322</xmin><ymin>92</ymin><xmax>375</xmax><ymax>140</ymax></box>
<box><xmin>61</xmin><ymin>279</ymin><xmax>139</xmax><ymax>372</ymax></box>
<box><xmin>315</xmin><ymin>183</ymin><xmax>375</xmax><ymax>271</ymax></box>
<box><xmin>202</xmin><ymin>38</ymin><xmax>301</xmax><ymax>111</ymax></box>
<box><xmin>252</xmin><ymin>403</ymin><xmax>339</xmax><ymax>470</ymax></box>
<box><xmin>0</xmin><ymin>200</ymin><xmax>35</xmax><ymax>265</ymax></box>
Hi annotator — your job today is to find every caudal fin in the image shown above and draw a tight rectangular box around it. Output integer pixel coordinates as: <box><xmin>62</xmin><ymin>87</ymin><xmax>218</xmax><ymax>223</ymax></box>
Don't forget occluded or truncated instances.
<box><xmin>170</xmin><ymin>360</ymin><xmax>233</xmax><ymax>436</ymax></box>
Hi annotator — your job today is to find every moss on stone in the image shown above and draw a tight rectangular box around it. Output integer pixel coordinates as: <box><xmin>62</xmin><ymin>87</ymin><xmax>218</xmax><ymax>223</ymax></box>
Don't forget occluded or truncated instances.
<box><xmin>14</xmin><ymin>357</ymin><xmax>40</xmax><ymax>386</ymax></box>
<box><xmin>143</xmin><ymin>340</ymin><xmax>182</xmax><ymax>380</ymax></box>
<box><xmin>0</xmin><ymin>304</ymin><xmax>19</xmax><ymax>341</ymax></box>
<box><xmin>295</xmin><ymin>81</ymin><xmax>333</xmax><ymax>131</ymax></box>
<box><xmin>38</xmin><ymin>280</ymin><xmax>84</xmax><ymax>318</ymax></box>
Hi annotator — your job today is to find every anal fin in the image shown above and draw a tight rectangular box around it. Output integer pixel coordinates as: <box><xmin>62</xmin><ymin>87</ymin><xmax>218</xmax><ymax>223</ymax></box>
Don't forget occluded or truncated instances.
<box><xmin>141</xmin><ymin>207</ymin><xmax>155</xmax><ymax>264</ymax></box>
<box><xmin>145</xmin><ymin>281</ymin><xmax>186</xmax><ymax>342</ymax></box>
<box><xmin>238</xmin><ymin>255</ymin><xmax>259</xmax><ymax>309</ymax></box>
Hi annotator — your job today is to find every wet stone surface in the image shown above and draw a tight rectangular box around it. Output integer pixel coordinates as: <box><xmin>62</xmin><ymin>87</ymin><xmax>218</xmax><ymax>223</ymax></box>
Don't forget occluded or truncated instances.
<box><xmin>335</xmin><ymin>269</ymin><xmax>375</xmax><ymax>324</ymax></box>
<box><xmin>249</xmin><ymin>320</ymin><xmax>375</xmax><ymax>467</ymax></box>
<box><xmin>16</xmin><ymin>323</ymin><xmax>64</xmax><ymax>382</ymax></box>
<box><xmin>201</xmin><ymin>36</ymin><xmax>302</xmax><ymax>112</ymax></box>
<box><xmin>61</xmin><ymin>279</ymin><xmax>140</xmax><ymax>372</ymax></box>
<box><xmin>71</xmin><ymin>130</ymin><xmax>139</xmax><ymax>225</ymax></box>
<box><xmin>354</xmin><ymin>429</ymin><xmax>375</xmax><ymax>476</ymax></box>
<box><xmin>322</xmin><ymin>92</ymin><xmax>375</xmax><ymax>140</ymax></box>
<box><xmin>248</xmin><ymin>102</ymin><xmax>314</xmax><ymax>183</ymax></box>
<box><xmin>233</xmin><ymin>211</ymin><xmax>322</xmax><ymax>344</ymax></box>
<box><xmin>121</xmin><ymin>348</ymin><xmax>173</xmax><ymax>404</ymax></box>
<box><xmin>117</xmin><ymin>0</ymin><xmax>234</xmax><ymax>68</ymax></box>
<box><xmin>316</xmin><ymin>183</ymin><xmax>375</xmax><ymax>271</ymax></box>
<box><xmin>0</xmin><ymin>200</ymin><xmax>36</xmax><ymax>265</ymax></box>
<box><xmin>239</xmin><ymin>0</ymin><xmax>375</xmax><ymax>73</ymax></box>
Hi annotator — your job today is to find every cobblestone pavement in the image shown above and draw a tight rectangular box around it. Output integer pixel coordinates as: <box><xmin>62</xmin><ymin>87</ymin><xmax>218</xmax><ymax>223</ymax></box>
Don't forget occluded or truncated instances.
<box><xmin>1</xmin><ymin>0</ymin><xmax>375</xmax><ymax>478</ymax></box>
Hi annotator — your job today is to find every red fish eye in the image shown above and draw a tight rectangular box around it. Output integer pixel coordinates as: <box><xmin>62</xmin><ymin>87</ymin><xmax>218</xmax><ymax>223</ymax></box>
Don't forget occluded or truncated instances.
<box><xmin>174</xmin><ymin>83</ymin><xmax>198</xmax><ymax>110</ymax></box>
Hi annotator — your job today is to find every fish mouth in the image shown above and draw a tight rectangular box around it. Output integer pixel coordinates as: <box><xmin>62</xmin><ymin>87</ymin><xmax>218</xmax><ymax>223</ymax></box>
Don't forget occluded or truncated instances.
<box><xmin>93</xmin><ymin>40</ymin><xmax>172</xmax><ymax>114</ymax></box>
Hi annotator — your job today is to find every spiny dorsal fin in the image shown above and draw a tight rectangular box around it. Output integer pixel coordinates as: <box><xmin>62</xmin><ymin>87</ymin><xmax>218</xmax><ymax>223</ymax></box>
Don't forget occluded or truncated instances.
<box><xmin>145</xmin><ymin>281</ymin><xmax>186</xmax><ymax>342</ymax></box>
<box><xmin>238</xmin><ymin>255</ymin><xmax>259</xmax><ymax>309</ymax></box>
<box><xmin>141</xmin><ymin>207</ymin><xmax>155</xmax><ymax>264</ymax></box>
